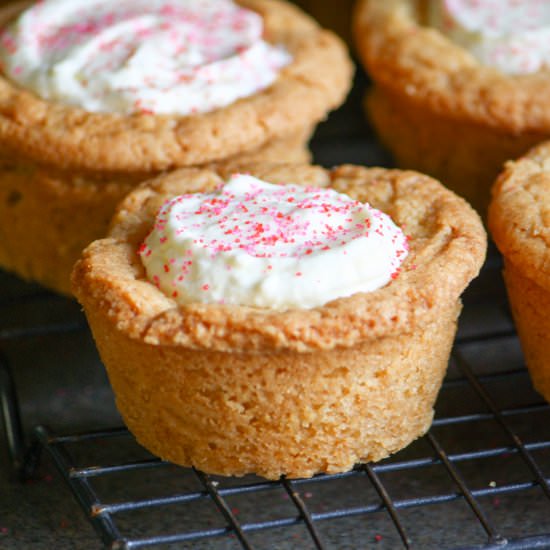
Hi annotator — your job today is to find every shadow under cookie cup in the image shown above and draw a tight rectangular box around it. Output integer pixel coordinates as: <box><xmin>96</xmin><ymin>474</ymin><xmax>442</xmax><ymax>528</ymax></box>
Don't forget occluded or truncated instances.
<box><xmin>489</xmin><ymin>142</ymin><xmax>550</xmax><ymax>403</ymax></box>
<box><xmin>72</xmin><ymin>163</ymin><xmax>486</xmax><ymax>479</ymax></box>
<box><xmin>354</xmin><ymin>0</ymin><xmax>550</xmax><ymax>218</ymax></box>
<box><xmin>0</xmin><ymin>0</ymin><xmax>353</xmax><ymax>295</ymax></box>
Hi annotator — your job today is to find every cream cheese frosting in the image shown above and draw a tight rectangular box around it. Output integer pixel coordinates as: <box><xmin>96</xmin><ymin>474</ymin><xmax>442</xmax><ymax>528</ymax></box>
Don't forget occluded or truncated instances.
<box><xmin>429</xmin><ymin>0</ymin><xmax>550</xmax><ymax>75</ymax></box>
<box><xmin>139</xmin><ymin>175</ymin><xmax>409</xmax><ymax>310</ymax></box>
<box><xmin>0</xmin><ymin>0</ymin><xmax>292</xmax><ymax>115</ymax></box>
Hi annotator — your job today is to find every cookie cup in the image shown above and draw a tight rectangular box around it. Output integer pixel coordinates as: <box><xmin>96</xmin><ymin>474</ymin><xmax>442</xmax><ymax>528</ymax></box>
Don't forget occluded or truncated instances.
<box><xmin>0</xmin><ymin>128</ymin><xmax>312</xmax><ymax>295</ymax></box>
<box><xmin>72</xmin><ymin>164</ymin><xmax>486</xmax><ymax>479</ymax></box>
<box><xmin>489</xmin><ymin>143</ymin><xmax>550</xmax><ymax>402</ymax></box>
<box><xmin>0</xmin><ymin>0</ymin><xmax>352</xmax><ymax>293</ymax></box>
<box><xmin>353</xmin><ymin>0</ymin><xmax>550</xmax><ymax>216</ymax></box>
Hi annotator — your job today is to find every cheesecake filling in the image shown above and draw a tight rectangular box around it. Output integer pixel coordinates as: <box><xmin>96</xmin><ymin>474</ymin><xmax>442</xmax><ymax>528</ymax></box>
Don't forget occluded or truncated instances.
<box><xmin>139</xmin><ymin>175</ymin><xmax>409</xmax><ymax>310</ymax></box>
<box><xmin>429</xmin><ymin>0</ymin><xmax>550</xmax><ymax>75</ymax></box>
<box><xmin>0</xmin><ymin>0</ymin><xmax>292</xmax><ymax>115</ymax></box>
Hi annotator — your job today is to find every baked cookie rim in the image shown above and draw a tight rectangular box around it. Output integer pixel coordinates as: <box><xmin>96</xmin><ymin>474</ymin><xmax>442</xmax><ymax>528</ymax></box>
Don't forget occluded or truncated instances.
<box><xmin>0</xmin><ymin>0</ymin><xmax>353</xmax><ymax>172</ymax></box>
<box><xmin>72</xmin><ymin>163</ymin><xmax>487</xmax><ymax>353</ymax></box>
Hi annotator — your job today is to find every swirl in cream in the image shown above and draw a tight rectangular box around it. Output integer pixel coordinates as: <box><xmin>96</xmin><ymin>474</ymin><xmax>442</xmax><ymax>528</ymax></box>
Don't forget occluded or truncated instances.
<box><xmin>0</xmin><ymin>0</ymin><xmax>292</xmax><ymax>115</ymax></box>
<box><xmin>429</xmin><ymin>0</ymin><xmax>550</xmax><ymax>75</ymax></box>
<box><xmin>139</xmin><ymin>175</ymin><xmax>409</xmax><ymax>310</ymax></box>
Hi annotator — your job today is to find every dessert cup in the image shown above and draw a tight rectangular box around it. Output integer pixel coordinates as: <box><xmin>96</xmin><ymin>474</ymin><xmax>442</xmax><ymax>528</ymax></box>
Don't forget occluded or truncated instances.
<box><xmin>0</xmin><ymin>0</ymin><xmax>352</xmax><ymax>294</ymax></box>
<box><xmin>72</xmin><ymin>163</ymin><xmax>486</xmax><ymax>479</ymax></box>
<box><xmin>489</xmin><ymin>142</ymin><xmax>550</xmax><ymax>402</ymax></box>
<box><xmin>0</xmin><ymin>128</ymin><xmax>312</xmax><ymax>295</ymax></box>
<box><xmin>353</xmin><ymin>0</ymin><xmax>550</xmax><ymax>216</ymax></box>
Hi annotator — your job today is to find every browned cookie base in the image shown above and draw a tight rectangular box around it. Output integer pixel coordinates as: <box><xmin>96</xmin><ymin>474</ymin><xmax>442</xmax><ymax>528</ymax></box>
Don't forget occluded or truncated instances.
<box><xmin>504</xmin><ymin>262</ymin><xmax>550</xmax><ymax>402</ymax></box>
<box><xmin>366</xmin><ymin>87</ymin><xmax>547</xmax><ymax>217</ymax></box>
<box><xmin>85</xmin><ymin>298</ymin><xmax>459</xmax><ymax>479</ymax></box>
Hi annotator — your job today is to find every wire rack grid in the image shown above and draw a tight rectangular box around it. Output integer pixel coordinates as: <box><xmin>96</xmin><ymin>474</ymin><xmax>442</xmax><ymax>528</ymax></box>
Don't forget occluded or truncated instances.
<box><xmin>1</xmin><ymin>254</ymin><xmax>550</xmax><ymax>550</ymax></box>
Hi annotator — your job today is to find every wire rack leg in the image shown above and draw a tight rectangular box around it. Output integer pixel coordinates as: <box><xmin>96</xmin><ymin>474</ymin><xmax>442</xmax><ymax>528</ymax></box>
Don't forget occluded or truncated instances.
<box><xmin>0</xmin><ymin>352</ymin><xmax>26</xmax><ymax>477</ymax></box>
<box><xmin>0</xmin><ymin>352</ymin><xmax>43</xmax><ymax>481</ymax></box>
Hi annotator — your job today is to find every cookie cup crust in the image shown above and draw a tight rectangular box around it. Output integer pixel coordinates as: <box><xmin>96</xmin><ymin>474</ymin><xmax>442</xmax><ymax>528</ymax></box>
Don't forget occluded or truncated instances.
<box><xmin>0</xmin><ymin>1</ymin><xmax>352</xmax><ymax>172</ymax></box>
<box><xmin>0</xmin><ymin>127</ymin><xmax>312</xmax><ymax>295</ymax></box>
<box><xmin>73</xmin><ymin>164</ymin><xmax>486</xmax><ymax>478</ymax></box>
<box><xmin>353</xmin><ymin>0</ymin><xmax>550</xmax><ymax>215</ymax></box>
<box><xmin>489</xmin><ymin>143</ymin><xmax>550</xmax><ymax>401</ymax></box>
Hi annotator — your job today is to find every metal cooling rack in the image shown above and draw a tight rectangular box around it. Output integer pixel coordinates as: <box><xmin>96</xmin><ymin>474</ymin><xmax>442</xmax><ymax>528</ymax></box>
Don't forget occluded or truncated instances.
<box><xmin>2</xmin><ymin>257</ymin><xmax>550</xmax><ymax>550</ymax></box>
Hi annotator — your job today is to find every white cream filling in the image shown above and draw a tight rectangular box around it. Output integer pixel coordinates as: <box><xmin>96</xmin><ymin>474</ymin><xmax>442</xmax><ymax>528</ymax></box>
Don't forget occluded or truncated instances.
<box><xmin>429</xmin><ymin>0</ymin><xmax>550</xmax><ymax>74</ymax></box>
<box><xmin>139</xmin><ymin>175</ymin><xmax>409</xmax><ymax>310</ymax></box>
<box><xmin>0</xmin><ymin>0</ymin><xmax>291</xmax><ymax>115</ymax></box>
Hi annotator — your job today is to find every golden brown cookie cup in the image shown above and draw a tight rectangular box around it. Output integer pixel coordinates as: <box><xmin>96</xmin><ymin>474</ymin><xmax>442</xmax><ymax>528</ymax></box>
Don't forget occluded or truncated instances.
<box><xmin>0</xmin><ymin>0</ymin><xmax>353</xmax><ymax>294</ymax></box>
<box><xmin>0</xmin><ymin>128</ymin><xmax>312</xmax><ymax>295</ymax></box>
<box><xmin>72</xmin><ymin>164</ymin><xmax>486</xmax><ymax>479</ymax></box>
<box><xmin>489</xmin><ymin>143</ymin><xmax>550</xmax><ymax>402</ymax></box>
<box><xmin>354</xmin><ymin>0</ymin><xmax>550</xmax><ymax>216</ymax></box>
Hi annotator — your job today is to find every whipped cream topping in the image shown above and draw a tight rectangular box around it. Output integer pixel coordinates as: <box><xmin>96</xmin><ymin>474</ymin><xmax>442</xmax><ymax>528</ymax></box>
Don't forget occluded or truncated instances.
<box><xmin>429</xmin><ymin>0</ymin><xmax>550</xmax><ymax>74</ymax></box>
<box><xmin>0</xmin><ymin>0</ymin><xmax>291</xmax><ymax>115</ymax></box>
<box><xmin>139</xmin><ymin>175</ymin><xmax>409</xmax><ymax>310</ymax></box>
